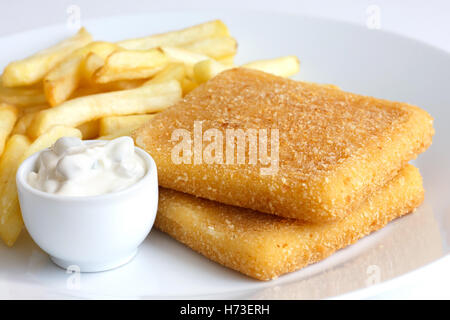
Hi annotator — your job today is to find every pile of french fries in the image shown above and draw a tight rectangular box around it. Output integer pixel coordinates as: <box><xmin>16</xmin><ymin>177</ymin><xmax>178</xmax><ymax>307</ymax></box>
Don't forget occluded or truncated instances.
<box><xmin>0</xmin><ymin>20</ymin><xmax>300</xmax><ymax>247</ymax></box>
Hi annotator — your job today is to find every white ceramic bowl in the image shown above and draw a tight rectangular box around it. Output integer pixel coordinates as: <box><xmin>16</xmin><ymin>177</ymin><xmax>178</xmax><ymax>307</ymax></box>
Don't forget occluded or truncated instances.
<box><xmin>16</xmin><ymin>140</ymin><xmax>158</xmax><ymax>272</ymax></box>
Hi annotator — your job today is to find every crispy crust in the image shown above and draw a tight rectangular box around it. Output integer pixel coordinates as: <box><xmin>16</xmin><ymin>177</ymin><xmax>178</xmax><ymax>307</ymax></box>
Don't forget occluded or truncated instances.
<box><xmin>155</xmin><ymin>165</ymin><xmax>424</xmax><ymax>280</ymax></box>
<box><xmin>135</xmin><ymin>68</ymin><xmax>433</xmax><ymax>222</ymax></box>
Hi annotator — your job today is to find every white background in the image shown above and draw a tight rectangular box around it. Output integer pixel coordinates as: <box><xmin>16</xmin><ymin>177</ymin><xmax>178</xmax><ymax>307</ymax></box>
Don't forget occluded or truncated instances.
<box><xmin>1</xmin><ymin>0</ymin><xmax>449</xmax><ymax>53</ymax></box>
<box><xmin>0</xmin><ymin>0</ymin><xmax>449</xmax><ymax>299</ymax></box>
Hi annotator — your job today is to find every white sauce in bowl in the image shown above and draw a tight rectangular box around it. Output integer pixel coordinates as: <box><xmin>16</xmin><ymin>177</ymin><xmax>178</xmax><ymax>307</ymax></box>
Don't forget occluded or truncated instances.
<box><xmin>28</xmin><ymin>136</ymin><xmax>146</xmax><ymax>196</ymax></box>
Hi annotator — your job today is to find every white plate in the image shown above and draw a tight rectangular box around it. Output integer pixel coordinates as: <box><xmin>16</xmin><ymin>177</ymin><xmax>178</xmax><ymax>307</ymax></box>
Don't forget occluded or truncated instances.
<box><xmin>0</xmin><ymin>11</ymin><xmax>449</xmax><ymax>299</ymax></box>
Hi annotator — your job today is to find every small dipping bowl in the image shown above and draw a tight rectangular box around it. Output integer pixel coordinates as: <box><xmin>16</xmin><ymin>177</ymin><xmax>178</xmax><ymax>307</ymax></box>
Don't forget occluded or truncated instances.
<box><xmin>16</xmin><ymin>140</ymin><xmax>158</xmax><ymax>272</ymax></box>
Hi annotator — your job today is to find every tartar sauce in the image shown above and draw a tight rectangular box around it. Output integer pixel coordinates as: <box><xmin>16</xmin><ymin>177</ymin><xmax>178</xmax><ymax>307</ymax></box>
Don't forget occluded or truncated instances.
<box><xmin>28</xmin><ymin>136</ymin><xmax>147</xmax><ymax>196</ymax></box>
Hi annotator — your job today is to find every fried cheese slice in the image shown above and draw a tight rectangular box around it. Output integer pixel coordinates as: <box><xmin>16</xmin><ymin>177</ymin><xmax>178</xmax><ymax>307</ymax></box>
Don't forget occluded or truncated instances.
<box><xmin>156</xmin><ymin>165</ymin><xmax>424</xmax><ymax>280</ymax></box>
<box><xmin>135</xmin><ymin>68</ymin><xmax>433</xmax><ymax>222</ymax></box>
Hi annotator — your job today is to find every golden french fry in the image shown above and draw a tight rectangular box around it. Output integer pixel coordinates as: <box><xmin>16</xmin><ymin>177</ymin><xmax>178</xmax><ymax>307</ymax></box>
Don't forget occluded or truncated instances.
<box><xmin>20</xmin><ymin>104</ymin><xmax>48</xmax><ymax>114</ymax></box>
<box><xmin>69</xmin><ymin>79</ymin><xmax>147</xmax><ymax>99</ymax></box>
<box><xmin>28</xmin><ymin>80</ymin><xmax>181</xmax><ymax>139</ymax></box>
<box><xmin>94</xmin><ymin>49</ymin><xmax>169</xmax><ymax>83</ymax></box>
<box><xmin>181</xmin><ymin>78</ymin><xmax>198</xmax><ymax>96</ymax></box>
<box><xmin>161</xmin><ymin>46</ymin><xmax>210</xmax><ymax>77</ymax></box>
<box><xmin>82</xmin><ymin>52</ymin><xmax>105</xmax><ymax>82</ymax></box>
<box><xmin>12</xmin><ymin>113</ymin><xmax>35</xmax><ymax>135</ymax></box>
<box><xmin>11</xmin><ymin>105</ymin><xmax>48</xmax><ymax>135</ymax></box>
<box><xmin>193</xmin><ymin>59</ymin><xmax>229</xmax><ymax>84</ymax></box>
<box><xmin>98</xmin><ymin>115</ymin><xmax>157</xmax><ymax>140</ymax></box>
<box><xmin>217</xmin><ymin>54</ymin><xmax>235</xmax><ymax>66</ymax></box>
<box><xmin>242</xmin><ymin>56</ymin><xmax>300</xmax><ymax>77</ymax></box>
<box><xmin>193</xmin><ymin>56</ymin><xmax>301</xmax><ymax>84</ymax></box>
<box><xmin>0</xmin><ymin>104</ymin><xmax>19</xmax><ymax>156</ymax></box>
<box><xmin>0</xmin><ymin>126</ymin><xmax>81</xmax><ymax>246</ymax></box>
<box><xmin>0</xmin><ymin>134</ymin><xmax>30</xmax><ymax>247</ymax></box>
<box><xmin>2</xmin><ymin>28</ymin><xmax>92</xmax><ymax>87</ymax></box>
<box><xmin>97</xmin><ymin>129</ymin><xmax>135</xmax><ymax>141</ymax></box>
<box><xmin>181</xmin><ymin>36</ymin><xmax>237</xmax><ymax>59</ymax></box>
<box><xmin>99</xmin><ymin>114</ymin><xmax>155</xmax><ymax>137</ymax></box>
<box><xmin>94</xmin><ymin>66</ymin><xmax>166</xmax><ymax>84</ymax></box>
<box><xmin>0</xmin><ymin>81</ymin><xmax>47</xmax><ymax>107</ymax></box>
<box><xmin>76</xmin><ymin>41</ymin><xmax>120</xmax><ymax>59</ymax></box>
<box><xmin>44</xmin><ymin>42</ymin><xmax>119</xmax><ymax>106</ymax></box>
<box><xmin>69</xmin><ymin>85</ymin><xmax>104</xmax><ymax>99</ymax></box>
<box><xmin>77</xmin><ymin>119</ymin><xmax>100</xmax><ymax>139</ymax></box>
<box><xmin>118</xmin><ymin>20</ymin><xmax>229</xmax><ymax>50</ymax></box>
<box><xmin>101</xmin><ymin>79</ymin><xmax>148</xmax><ymax>91</ymax></box>
<box><xmin>143</xmin><ymin>63</ymin><xmax>186</xmax><ymax>86</ymax></box>
<box><xmin>161</xmin><ymin>46</ymin><xmax>210</xmax><ymax>66</ymax></box>
<box><xmin>44</xmin><ymin>55</ymin><xmax>84</xmax><ymax>106</ymax></box>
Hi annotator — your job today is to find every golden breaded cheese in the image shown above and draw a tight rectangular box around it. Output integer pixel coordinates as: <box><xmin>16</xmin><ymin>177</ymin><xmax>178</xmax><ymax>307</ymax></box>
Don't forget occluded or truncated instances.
<box><xmin>155</xmin><ymin>164</ymin><xmax>424</xmax><ymax>280</ymax></box>
<box><xmin>135</xmin><ymin>68</ymin><xmax>433</xmax><ymax>222</ymax></box>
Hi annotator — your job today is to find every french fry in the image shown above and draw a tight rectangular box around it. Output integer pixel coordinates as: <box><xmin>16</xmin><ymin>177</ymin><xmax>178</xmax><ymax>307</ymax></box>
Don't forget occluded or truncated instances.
<box><xmin>20</xmin><ymin>104</ymin><xmax>48</xmax><ymax>115</ymax></box>
<box><xmin>11</xmin><ymin>105</ymin><xmax>48</xmax><ymax>135</ymax></box>
<box><xmin>161</xmin><ymin>47</ymin><xmax>210</xmax><ymax>77</ymax></box>
<box><xmin>44</xmin><ymin>41</ymin><xmax>119</xmax><ymax>106</ymax></box>
<box><xmin>193</xmin><ymin>56</ymin><xmax>301</xmax><ymax>84</ymax></box>
<box><xmin>28</xmin><ymin>80</ymin><xmax>181</xmax><ymax>139</ymax></box>
<box><xmin>100</xmin><ymin>79</ymin><xmax>148</xmax><ymax>91</ymax></box>
<box><xmin>181</xmin><ymin>78</ymin><xmax>198</xmax><ymax>95</ymax></box>
<box><xmin>118</xmin><ymin>20</ymin><xmax>229</xmax><ymax>50</ymax></box>
<box><xmin>0</xmin><ymin>81</ymin><xmax>46</xmax><ymax>107</ymax></box>
<box><xmin>242</xmin><ymin>56</ymin><xmax>300</xmax><ymax>78</ymax></box>
<box><xmin>12</xmin><ymin>112</ymin><xmax>36</xmax><ymax>135</ymax></box>
<box><xmin>141</xmin><ymin>61</ymin><xmax>192</xmax><ymax>94</ymax></box>
<box><xmin>97</xmin><ymin>116</ymin><xmax>156</xmax><ymax>140</ymax></box>
<box><xmin>0</xmin><ymin>126</ymin><xmax>81</xmax><ymax>246</ymax></box>
<box><xmin>43</xmin><ymin>55</ymin><xmax>84</xmax><ymax>106</ymax></box>
<box><xmin>69</xmin><ymin>79</ymin><xmax>147</xmax><ymax>99</ymax></box>
<box><xmin>217</xmin><ymin>55</ymin><xmax>235</xmax><ymax>66</ymax></box>
<box><xmin>143</xmin><ymin>63</ymin><xmax>186</xmax><ymax>86</ymax></box>
<box><xmin>82</xmin><ymin>52</ymin><xmax>105</xmax><ymax>82</ymax></box>
<box><xmin>0</xmin><ymin>134</ymin><xmax>30</xmax><ymax>247</ymax></box>
<box><xmin>97</xmin><ymin>128</ymin><xmax>135</xmax><ymax>141</ymax></box>
<box><xmin>77</xmin><ymin>119</ymin><xmax>100</xmax><ymax>139</ymax></box>
<box><xmin>193</xmin><ymin>59</ymin><xmax>228</xmax><ymax>84</ymax></box>
<box><xmin>99</xmin><ymin>114</ymin><xmax>155</xmax><ymax>137</ymax></box>
<box><xmin>0</xmin><ymin>104</ymin><xmax>19</xmax><ymax>156</ymax></box>
<box><xmin>69</xmin><ymin>85</ymin><xmax>104</xmax><ymax>99</ymax></box>
<box><xmin>2</xmin><ymin>28</ymin><xmax>92</xmax><ymax>87</ymax></box>
<box><xmin>181</xmin><ymin>36</ymin><xmax>237</xmax><ymax>59</ymax></box>
<box><xmin>94</xmin><ymin>49</ymin><xmax>169</xmax><ymax>83</ymax></box>
<box><xmin>161</xmin><ymin>46</ymin><xmax>210</xmax><ymax>66</ymax></box>
<box><xmin>76</xmin><ymin>41</ymin><xmax>120</xmax><ymax>59</ymax></box>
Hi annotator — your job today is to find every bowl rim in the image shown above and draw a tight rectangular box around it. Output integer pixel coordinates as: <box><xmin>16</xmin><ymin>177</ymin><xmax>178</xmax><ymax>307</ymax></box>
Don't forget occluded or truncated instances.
<box><xmin>16</xmin><ymin>139</ymin><xmax>157</xmax><ymax>203</ymax></box>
